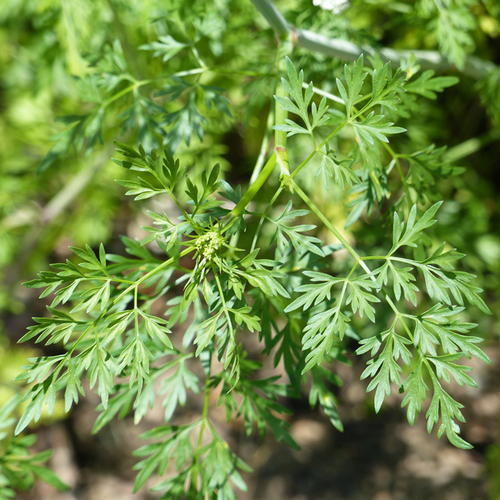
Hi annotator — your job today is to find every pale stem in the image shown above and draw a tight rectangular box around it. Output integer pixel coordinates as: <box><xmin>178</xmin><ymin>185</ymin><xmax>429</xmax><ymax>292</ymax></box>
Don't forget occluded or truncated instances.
<box><xmin>250</xmin><ymin>105</ymin><xmax>275</xmax><ymax>184</ymax></box>
<box><xmin>306</xmin><ymin>83</ymin><xmax>344</xmax><ymax>104</ymax></box>
<box><xmin>249</xmin><ymin>0</ymin><xmax>495</xmax><ymax>79</ymax></box>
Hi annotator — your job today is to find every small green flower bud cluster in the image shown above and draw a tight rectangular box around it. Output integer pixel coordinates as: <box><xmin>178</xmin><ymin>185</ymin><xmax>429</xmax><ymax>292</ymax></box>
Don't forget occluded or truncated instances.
<box><xmin>196</xmin><ymin>231</ymin><xmax>223</xmax><ymax>260</ymax></box>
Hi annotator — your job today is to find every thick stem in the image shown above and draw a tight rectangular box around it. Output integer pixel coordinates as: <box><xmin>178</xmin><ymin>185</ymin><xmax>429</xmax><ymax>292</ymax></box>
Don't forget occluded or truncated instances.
<box><xmin>225</xmin><ymin>152</ymin><xmax>277</xmax><ymax>225</ymax></box>
<box><xmin>250</xmin><ymin>105</ymin><xmax>275</xmax><ymax>184</ymax></box>
<box><xmin>305</xmin><ymin>83</ymin><xmax>343</xmax><ymax>104</ymax></box>
<box><xmin>443</xmin><ymin>129</ymin><xmax>500</xmax><ymax>162</ymax></box>
<box><xmin>275</xmin><ymin>58</ymin><xmax>288</xmax><ymax>150</ymax></box>
<box><xmin>250</xmin><ymin>0</ymin><xmax>290</xmax><ymax>36</ymax></box>
<box><xmin>249</xmin><ymin>0</ymin><xmax>495</xmax><ymax>78</ymax></box>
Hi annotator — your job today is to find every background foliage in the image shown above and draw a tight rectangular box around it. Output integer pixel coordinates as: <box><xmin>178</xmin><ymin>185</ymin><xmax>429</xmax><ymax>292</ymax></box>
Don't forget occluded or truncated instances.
<box><xmin>1</xmin><ymin>0</ymin><xmax>500</xmax><ymax>498</ymax></box>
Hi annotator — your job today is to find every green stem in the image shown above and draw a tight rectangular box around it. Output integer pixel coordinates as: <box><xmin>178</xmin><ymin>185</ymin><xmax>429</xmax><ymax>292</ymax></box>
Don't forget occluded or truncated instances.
<box><xmin>209</xmin><ymin>67</ymin><xmax>275</xmax><ymax>78</ymax></box>
<box><xmin>192</xmin><ymin>357</ymin><xmax>212</xmax><ymax>481</ymax></box>
<box><xmin>195</xmin><ymin>375</ymin><xmax>211</xmax><ymax>451</ymax></box>
<box><xmin>275</xmin><ymin>69</ymin><xmax>288</xmax><ymax>150</ymax></box>
<box><xmin>250</xmin><ymin>105</ymin><xmax>275</xmax><ymax>184</ymax></box>
<box><xmin>48</xmin><ymin>322</ymin><xmax>94</xmax><ymax>385</ymax></box>
<box><xmin>290</xmin><ymin>179</ymin><xmax>371</xmax><ymax>272</ymax></box>
<box><xmin>102</xmin><ymin>82</ymin><xmax>137</xmax><ymax>108</ymax></box>
<box><xmin>290</xmin><ymin>178</ymin><xmax>404</xmax><ymax>318</ymax></box>
<box><xmin>443</xmin><ymin>128</ymin><xmax>500</xmax><ymax>162</ymax></box>
<box><xmin>112</xmin><ymin>247</ymin><xmax>195</xmax><ymax>306</ymax></box>
<box><xmin>335</xmin><ymin>263</ymin><xmax>358</xmax><ymax>315</ymax></box>
<box><xmin>289</xmin><ymin>120</ymin><xmax>348</xmax><ymax>179</ymax></box>
<box><xmin>250</xmin><ymin>186</ymin><xmax>284</xmax><ymax>252</ymax></box>
<box><xmin>149</xmin><ymin>171</ymin><xmax>195</xmax><ymax>226</ymax></box>
<box><xmin>224</xmin><ymin>152</ymin><xmax>277</xmax><ymax>227</ymax></box>
<box><xmin>286</xmin><ymin>90</ymin><xmax>399</xmax><ymax>182</ymax></box>
<box><xmin>82</xmin><ymin>276</ymin><xmax>135</xmax><ymax>285</ymax></box>
<box><xmin>383</xmin><ymin>143</ymin><xmax>414</xmax><ymax>209</ymax></box>
<box><xmin>213</xmin><ymin>272</ymin><xmax>238</xmax><ymax>381</ymax></box>
<box><xmin>398</xmin><ymin>315</ymin><xmax>416</xmax><ymax>343</ymax></box>
<box><xmin>274</xmin><ymin>33</ymin><xmax>295</xmax><ymax>148</ymax></box>
<box><xmin>138</xmin><ymin>66</ymin><xmax>271</xmax><ymax>91</ymax></box>
<box><xmin>134</xmin><ymin>285</ymin><xmax>139</xmax><ymax>339</ymax></box>
<box><xmin>101</xmin><ymin>68</ymin><xmax>206</xmax><ymax>110</ymax></box>
<box><xmin>286</xmin><ymin>91</ymin><xmax>386</xmax><ymax>182</ymax></box>
<box><xmin>141</xmin><ymin>273</ymin><xmax>191</xmax><ymax>310</ymax></box>
<box><xmin>191</xmin><ymin>45</ymin><xmax>207</xmax><ymax>68</ymax></box>
<box><xmin>361</xmin><ymin>255</ymin><xmax>424</xmax><ymax>268</ymax></box>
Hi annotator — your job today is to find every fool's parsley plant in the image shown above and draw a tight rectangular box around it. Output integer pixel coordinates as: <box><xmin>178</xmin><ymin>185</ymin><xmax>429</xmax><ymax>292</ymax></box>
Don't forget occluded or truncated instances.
<box><xmin>2</xmin><ymin>2</ymin><xmax>494</xmax><ymax>498</ymax></box>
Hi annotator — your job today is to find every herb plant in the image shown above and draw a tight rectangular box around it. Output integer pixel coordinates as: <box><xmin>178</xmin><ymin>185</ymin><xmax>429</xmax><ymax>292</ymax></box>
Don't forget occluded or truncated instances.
<box><xmin>1</xmin><ymin>0</ymin><xmax>497</xmax><ymax>498</ymax></box>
